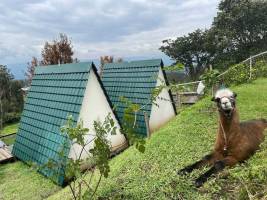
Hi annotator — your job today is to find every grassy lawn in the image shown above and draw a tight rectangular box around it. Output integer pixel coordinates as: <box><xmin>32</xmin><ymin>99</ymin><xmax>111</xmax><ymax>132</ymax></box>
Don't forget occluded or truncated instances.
<box><xmin>0</xmin><ymin>122</ymin><xmax>19</xmax><ymax>145</ymax></box>
<box><xmin>49</xmin><ymin>78</ymin><xmax>267</xmax><ymax>200</ymax></box>
<box><xmin>0</xmin><ymin>162</ymin><xmax>60</xmax><ymax>200</ymax></box>
<box><xmin>0</xmin><ymin>78</ymin><xmax>266</xmax><ymax>200</ymax></box>
<box><xmin>0</xmin><ymin>122</ymin><xmax>19</xmax><ymax>136</ymax></box>
<box><xmin>0</xmin><ymin>135</ymin><xmax>16</xmax><ymax>146</ymax></box>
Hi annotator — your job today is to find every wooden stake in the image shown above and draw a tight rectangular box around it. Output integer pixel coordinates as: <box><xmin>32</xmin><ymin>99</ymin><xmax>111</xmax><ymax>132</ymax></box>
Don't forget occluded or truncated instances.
<box><xmin>249</xmin><ymin>56</ymin><xmax>252</xmax><ymax>79</ymax></box>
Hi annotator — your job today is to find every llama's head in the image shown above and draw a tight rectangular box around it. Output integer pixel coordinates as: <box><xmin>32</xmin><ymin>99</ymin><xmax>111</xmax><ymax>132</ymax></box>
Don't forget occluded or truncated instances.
<box><xmin>212</xmin><ymin>88</ymin><xmax>237</xmax><ymax>118</ymax></box>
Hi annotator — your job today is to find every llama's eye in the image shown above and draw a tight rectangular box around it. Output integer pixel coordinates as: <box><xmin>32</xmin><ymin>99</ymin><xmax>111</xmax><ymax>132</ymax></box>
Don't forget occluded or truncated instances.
<box><xmin>211</xmin><ymin>97</ymin><xmax>220</xmax><ymax>102</ymax></box>
<box><xmin>211</xmin><ymin>97</ymin><xmax>221</xmax><ymax>102</ymax></box>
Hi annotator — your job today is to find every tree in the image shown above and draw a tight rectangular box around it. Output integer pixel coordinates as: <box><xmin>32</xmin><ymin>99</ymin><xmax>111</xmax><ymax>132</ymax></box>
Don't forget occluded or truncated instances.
<box><xmin>9</xmin><ymin>80</ymin><xmax>25</xmax><ymax>115</ymax></box>
<box><xmin>115</xmin><ymin>57</ymin><xmax>123</xmax><ymax>63</ymax></box>
<box><xmin>0</xmin><ymin>66</ymin><xmax>24</xmax><ymax>130</ymax></box>
<box><xmin>25</xmin><ymin>57</ymin><xmax>38</xmax><ymax>86</ymax></box>
<box><xmin>160</xmin><ymin>0</ymin><xmax>267</xmax><ymax>77</ymax></box>
<box><xmin>160</xmin><ymin>29</ymin><xmax>216</xmax><ymax>80</ymax></box>
<box><xmin>0</xmin><ymin>65</ymin><xmax>13</xmax><ymax>129</ymax></box>
<box><xmin>99</xmin><ymin>56</ymin><xmax>114</xmax><ymax>78</ymax></box>
<box><xmin>41</xmin><ymin>33</ymin><xmax>76</xmax><ymax>65</ymax></box>
<box><xmin>212</xmin><ymin>0</ymin><xmax>267</xmax><ymax>64</ymax></box>
<box><xmin>99</xmin><ymin>56</ymin><xmax>124</xmax><ymax>78</ymax></box>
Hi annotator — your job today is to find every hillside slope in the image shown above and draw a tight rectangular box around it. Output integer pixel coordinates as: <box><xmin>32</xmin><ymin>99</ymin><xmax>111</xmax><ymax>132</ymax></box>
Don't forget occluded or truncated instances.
<box><xmin>49</xmin><ymin>78</ymin><xmax>267</xmax><ymax>200</ymax></box>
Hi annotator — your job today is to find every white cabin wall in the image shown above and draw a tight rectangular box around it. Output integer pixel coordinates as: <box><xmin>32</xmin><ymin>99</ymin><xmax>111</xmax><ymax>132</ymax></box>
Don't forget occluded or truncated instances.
<box><xmin>149</xmin><ymin>68</ymin><xmax>176</xmax><ymax>133</ymax></box>
<box><xmin>68</xmin><ymin>70</ymin><xmax>126</xmax><ymax>160</ymax></box>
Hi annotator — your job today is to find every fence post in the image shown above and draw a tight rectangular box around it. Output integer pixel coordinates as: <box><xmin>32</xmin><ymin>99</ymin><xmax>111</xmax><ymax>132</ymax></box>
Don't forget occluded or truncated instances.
<box><xmin>249</xmin><ymin>56</ymin><xmax>252</xmax><ymax>79</ymax></box>
<box><xmin>176</xmin><ymin>92</ymin><xmax>180</xmax><ymax>109</ymax></box>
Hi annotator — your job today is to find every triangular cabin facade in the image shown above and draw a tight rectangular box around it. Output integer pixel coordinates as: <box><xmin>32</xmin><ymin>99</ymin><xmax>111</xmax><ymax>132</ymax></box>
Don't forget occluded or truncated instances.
<box><xmin>12</xmin><ymin>62</ymin><xmax>127</xmax><ymax>184</ymax></box>
<box><xmin>101</xmin><ymin>59</ymin><xmax>177</xmax><ymax>136</ymax></box>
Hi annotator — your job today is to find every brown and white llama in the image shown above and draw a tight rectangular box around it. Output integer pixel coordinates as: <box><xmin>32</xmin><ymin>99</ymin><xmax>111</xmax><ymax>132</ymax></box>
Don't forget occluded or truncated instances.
<box><xmin>178</xmin><ymin>88</ymin><xmax>267</xmax><ymax>187</ymax></box>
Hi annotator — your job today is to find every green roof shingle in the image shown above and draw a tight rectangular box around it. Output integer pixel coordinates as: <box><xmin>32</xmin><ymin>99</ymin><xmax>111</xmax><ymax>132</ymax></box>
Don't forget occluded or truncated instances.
<box><xmin>12</xmin><ymin>62</ymin><xmax>94</xmax><ymax>185</ymax></box>
<box><xmin>101</xmin><ymin>59</ymin><xmax>163</xmax><ymax>136</ymax></box>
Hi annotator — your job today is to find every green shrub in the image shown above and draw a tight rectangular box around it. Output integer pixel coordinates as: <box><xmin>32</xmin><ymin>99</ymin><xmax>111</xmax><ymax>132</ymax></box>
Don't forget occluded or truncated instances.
<box><xmin>218</xmin><ymin>60</ymin><xmax>267</xmax><ymax>87</ymax></box>
<box><xmin>254</xmin><ymin>60</ymin><xmax>267</xmax><ymax>78</ymax></box>
<box><xmin>220</xmin><ymin>63</ymin><xmax>251</xmax><ymax>86</ymax></box>
<box><xmin>200</xmin><ymin>69</ymin><xmax>220</xmax><ymax>88</ymax></box>
<box><xmin>3</xmin><ymin>112</ymin><xmax>21</xmax><ymax>124</ymax></box>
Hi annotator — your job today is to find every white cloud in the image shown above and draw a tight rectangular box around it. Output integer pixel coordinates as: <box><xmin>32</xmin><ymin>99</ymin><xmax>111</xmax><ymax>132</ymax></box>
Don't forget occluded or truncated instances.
<box><xmin>0</xmin><ymin>0</ymin><xmax>219</xmax><ymax>64</ymax></box>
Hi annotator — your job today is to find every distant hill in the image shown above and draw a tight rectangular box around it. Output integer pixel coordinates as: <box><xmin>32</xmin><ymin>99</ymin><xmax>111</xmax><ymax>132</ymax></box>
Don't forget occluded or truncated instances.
<box><xmin>165</xmin><ymin>70</ymin><xmax>187</xmax><ymax>83</ymax></box>
<box><xmin>5</xmin><ymin>63</ymin><xmax>27</xmax><ymax>80</ymax></box>
<box><xmin>5</xmin><ymin>55</ymin><xmax>172</xmax><ymax>80</ymax></box>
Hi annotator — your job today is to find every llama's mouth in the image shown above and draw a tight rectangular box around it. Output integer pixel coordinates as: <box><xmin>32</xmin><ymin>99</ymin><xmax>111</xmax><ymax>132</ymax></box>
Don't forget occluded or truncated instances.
<box><xmin>223</xmin><ymin>109</ymin><xmax>232</xmax><ymax>118</ymax></box>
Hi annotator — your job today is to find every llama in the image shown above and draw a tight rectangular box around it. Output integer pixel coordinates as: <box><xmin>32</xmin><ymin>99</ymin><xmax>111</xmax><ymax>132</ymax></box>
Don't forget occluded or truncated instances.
<box><xmin>178</xmin><ymin>88</ymin><xmax>267</xmax><ymax>187</ymax></box>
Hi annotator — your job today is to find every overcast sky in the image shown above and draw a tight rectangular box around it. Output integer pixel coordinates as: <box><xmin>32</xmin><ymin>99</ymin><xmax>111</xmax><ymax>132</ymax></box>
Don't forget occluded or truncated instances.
<box><xmin>0</xmin><ymin>0</ymin><xmax>219</xmax><ymax>66</ymax></box>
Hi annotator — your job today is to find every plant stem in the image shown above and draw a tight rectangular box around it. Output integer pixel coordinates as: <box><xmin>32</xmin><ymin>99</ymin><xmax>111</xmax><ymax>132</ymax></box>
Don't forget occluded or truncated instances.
<box><xmin>90</xmin><ymin>174</ymin><xmax>102</xmax><ymax>200</ymax></box>
<box><xmin>69</xmin><ymin>183</ymin><xmax>77</xmax><ymax>200</ymax></box>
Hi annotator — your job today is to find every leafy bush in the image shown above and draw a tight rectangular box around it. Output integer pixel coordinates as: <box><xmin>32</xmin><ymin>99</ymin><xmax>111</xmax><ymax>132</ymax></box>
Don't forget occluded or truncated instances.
<box><xmin>3</xmin><ymin>112</ymin><xmax>21</xmax><ymax>124</ymax></box>
<box><xmin>200</xmin><ymin>69</ymin><xmax>220</xmax><ymax>88</ymax></box>
<box><xmin>41</xmin><ymin>114</ymin><xmax>119</xmax><ymax>200</ymax></box>
<box><xmin>42</xmin><ymin>106</ymin><xmax>147</xmax><ymax>199</ymax></box>
<box><xmin>217</xmin><ymin>60</ymin><xmax>267</xmax><ymax>87</ymax></box>
<box><xmin>219</xmin><ymin>63</ymin><xmax>251</xmax><ymax>86</ymax></box>
<box><xmin>253</xmin><ymin>60</ymin><xmax>267</xmax><ymax>78</ymax></box>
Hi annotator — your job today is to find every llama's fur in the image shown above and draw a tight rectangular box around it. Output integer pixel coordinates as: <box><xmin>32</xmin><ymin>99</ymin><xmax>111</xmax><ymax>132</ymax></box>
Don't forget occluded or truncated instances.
<box><xmin>178</xmin><ymin>88</ymin><xmax>267</xmax><ymax>187</ymax></box>
<box><xmin>215</xmin><ymin>88</ymin><xmax>234</xmax><ymax>99</ymax></box>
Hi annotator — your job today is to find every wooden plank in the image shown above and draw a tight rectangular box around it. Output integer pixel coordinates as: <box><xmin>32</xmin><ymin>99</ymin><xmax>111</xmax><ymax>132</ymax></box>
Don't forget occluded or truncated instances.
<box><xmin>0</xmin><ymin>147</ymin><xmax>13</xmax><ymax>163</ymax></box>
<box><xmin>0</xmin><ymin>153</ymin><xmax>7</xmax><ymax>160</ymax></box>
<box><xmin>0</xmin><ymin>132</ymin><xmax>16</xmax><ymax>139</ymax></box>
<box><xmin>0</xmin><ymin>133</ymin><xmax>16</xmax><ymax>139</ymax></box>
<box><xmin>0</xmin><ymin>148</ymin><xmax>11</xmax><ymax>158</ymax></box>
<box><xmin>180</xmin><ymin>92</ymin><xmax>198</xmax><ymax>95</ymax></box>
<box><xmin>0</xmin><ymin>149</ymin><xmax>8</xmax><ymax>159</ymax></box>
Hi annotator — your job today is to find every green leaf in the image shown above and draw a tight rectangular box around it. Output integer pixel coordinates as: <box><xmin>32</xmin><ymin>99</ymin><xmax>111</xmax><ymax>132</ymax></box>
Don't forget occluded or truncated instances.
<box><xmin>139</xmin><ymin>145</ymin><xmax>145</xmax><ymax>153</ymax></box>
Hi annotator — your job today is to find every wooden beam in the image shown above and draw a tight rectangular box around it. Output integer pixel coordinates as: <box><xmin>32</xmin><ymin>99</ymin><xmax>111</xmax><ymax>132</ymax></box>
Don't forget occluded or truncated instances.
<box><xmin>0</xmin><ymin>147</ymin><xmax>14</xmax><ymax>163</ymax></box>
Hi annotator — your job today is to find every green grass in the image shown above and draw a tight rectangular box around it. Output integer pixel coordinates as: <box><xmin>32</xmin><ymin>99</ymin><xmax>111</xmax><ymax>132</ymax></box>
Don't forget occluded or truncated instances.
<box><xmin>0</xmin><ymin>122</ymin><xmax>19</xmax><ymax>145</ymax></box>
<box><xmin>0</xmin><ymin>135</ymin><xmax>16</xmax><ymax>145</ymax></box>
<box><xmin>0</xmin><ymin>122</ymin><xmax>19</xmax><ymax>136</ymax></box>
<box><xmin>0</xmin><ymin>162</ymin><xmax>60</xmax><ymax>200</ymax></box>
<box><xmin>49</xmin><ymin>78</ymin><xmax>267</xmax><ymax>200</ymax></box>
<box><xmin>1</xmin><ymin>79</ymin><xmax>267</xmax><ymax>200</ymax></box>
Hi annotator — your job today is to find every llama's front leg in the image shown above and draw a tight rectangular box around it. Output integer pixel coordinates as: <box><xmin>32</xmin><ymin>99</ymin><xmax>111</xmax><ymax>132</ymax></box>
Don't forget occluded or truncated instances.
<box><xmin>178</xmin><ymin>153</ymin><xmax>217</xmax><ymax>175</ymax></box>
<box><xmin>195</xmin><ymin>156</ymin><xmax>238</xmax><ymax>187</ymax></box>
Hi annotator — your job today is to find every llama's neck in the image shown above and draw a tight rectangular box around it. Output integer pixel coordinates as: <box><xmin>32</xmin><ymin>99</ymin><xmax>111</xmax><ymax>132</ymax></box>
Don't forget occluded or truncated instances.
<box><xmin>219</xmin><ymin>109</ymin><xmax>240</xmax><ymax>136</ymax></box>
